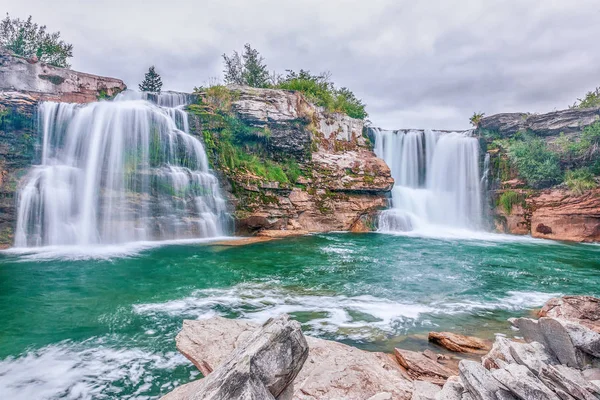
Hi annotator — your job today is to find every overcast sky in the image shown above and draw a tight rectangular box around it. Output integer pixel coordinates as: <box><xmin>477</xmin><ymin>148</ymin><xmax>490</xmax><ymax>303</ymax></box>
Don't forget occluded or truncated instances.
<box><xmin>6</xmin><ymin>0</ymin><xmax>600</xmax><ymax>129</ymax></box>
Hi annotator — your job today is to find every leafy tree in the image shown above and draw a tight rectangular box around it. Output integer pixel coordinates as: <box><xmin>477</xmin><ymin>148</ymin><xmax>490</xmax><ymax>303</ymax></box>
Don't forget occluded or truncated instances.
<box><xmin>571</xmin><ymin>87</ymin><xmax>600</xmax><ymax>109</ymax></box>
<box><xmin>469</xmin><ymin>112</ymin><xmax>485</xmax><ymax>127</ymax></box>
<box><xmin>0</xmin><ymin>13</ymin><xmax>73</xmax><ymax>68</ymax></box>
<box><xmin>222</xmin><ymin>44</ymin><xmax>269</xmax><ymax>88</ymax></box>
<box><xmin>139</xmin><ymin>66</ymin><xmax>163</xmax><ymax>93</ymax></box>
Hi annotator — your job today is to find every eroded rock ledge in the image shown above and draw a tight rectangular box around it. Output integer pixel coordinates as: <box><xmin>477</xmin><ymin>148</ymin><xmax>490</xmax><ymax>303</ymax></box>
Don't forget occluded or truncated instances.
<box><xmin>163</xmin><ymin>296</ymin><xmax>600</xmax><ymax>400</ymax></box>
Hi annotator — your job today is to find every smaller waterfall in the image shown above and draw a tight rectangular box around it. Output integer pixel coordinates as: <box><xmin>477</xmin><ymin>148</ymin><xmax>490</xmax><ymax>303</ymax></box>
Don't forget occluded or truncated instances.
<box><xmin>14</xmin><ymin>91</ymin><xmax>229</xmax><ymax>247</ymax></box>
<box><xmin>373</xmin><ymin>129</ymin><xmax>483</xmax><ymax>233</ymax></box>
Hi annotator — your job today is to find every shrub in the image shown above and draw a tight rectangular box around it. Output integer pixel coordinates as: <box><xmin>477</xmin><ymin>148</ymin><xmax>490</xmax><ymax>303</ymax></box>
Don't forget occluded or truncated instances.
<box><xmin>565</xmin><ymin>168</ymin><xmax>597</xmax><ymax>195</ymax></box>
<box><xmin>469</xmin><ymin>112</ymin><xmax>485</xmax><ymax>127</ymax></box>
<box><xmin>0</xmin><ymin>13</ymin><xmax>73</xmax><ymax>68</ymax></box>
<box><xmin>498</xmin><ymin>190</ymin><xmax>523</xmax><ymax>214</ymax></box>
<box><xmin>572</xmin><ymin>87</ymin><xmax>600</xmax><ymax>109</ymax></box>
<box><xmin>507</xmin><ymin>137</ymin><xmax>562</xmax><ymax>188</ymax></box>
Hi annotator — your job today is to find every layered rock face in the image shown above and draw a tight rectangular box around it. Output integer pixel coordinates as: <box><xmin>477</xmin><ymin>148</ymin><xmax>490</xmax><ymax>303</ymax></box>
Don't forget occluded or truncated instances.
<box><xmin>0</xmin><ymin>49</ymin><xmax>126</xmax><ymax>103</ymax></box>
<box><xmin>190</xmin><ymin>86</ymin><xmax>393</xmax><ymax>234</ymax></box>
<box><xmin>482</xmin><ymin>107</ymin><xmax>600</xmax><ymax>242</ymax></box>
<box><xmin>494</xmin><ymin>188</ymin><xmax>600</xmax><ymax>242</ymax></box>
<box><xmin>0</xmin><ymin>51</ymin><xmax>126</xmax><ymax>247</ymax></box>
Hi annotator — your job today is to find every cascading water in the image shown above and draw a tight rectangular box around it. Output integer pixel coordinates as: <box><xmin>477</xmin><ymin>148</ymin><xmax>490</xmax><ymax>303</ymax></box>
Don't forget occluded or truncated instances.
<box><xmin>372</xmin><ymin>128</ymin><xmax>483</xmax><ymax>233</ymax></box>
<box><xmin>14</xmin><ymin>91</ymin><xmax>229</xmax><ymax>247</ymax></box>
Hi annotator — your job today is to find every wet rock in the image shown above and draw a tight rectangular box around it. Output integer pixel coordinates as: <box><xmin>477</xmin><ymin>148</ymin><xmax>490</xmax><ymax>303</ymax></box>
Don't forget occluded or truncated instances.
<box><xmin>395</xmin><ymin>349</ymin><xmax>458</xmax><ymax>385</ymax></box>
<box><xmin>412</xmin><ymin>381</ymin><xmax>441</xmax><ymax>400</ymax></box>
<box><xmin>539</xmin><ymin>318</ymin><xmax>580</xmax><ymax>368</ymax></box>
<box><xmin>171</xmin><ymin>316</ymin><xmax>413</xmax><ymax>400</ymax></box>
<box><xmin>428</xmin><ymin>332</ymin><xmax>489</xmax><ymax>353</ymax></box>
<box><xmin>164</xmin><ymin>315</ymin><xmax>308</xmax><ymax>400</ymax></box>
<box><xmin>491</xmin><ymin>364</ymin><xmax>561</xmax><ymax>400</ymax></box>
<box><xmin>540</xmin><ymin>296</ymin><xmax>600</xmax><ymax>333</ymax></box>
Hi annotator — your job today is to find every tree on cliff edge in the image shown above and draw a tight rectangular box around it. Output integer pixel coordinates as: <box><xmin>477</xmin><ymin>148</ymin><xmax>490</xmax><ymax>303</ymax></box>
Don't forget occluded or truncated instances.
<box><xmin>139</xmin><ymin>66</ymin><xmax>163</xmax><ymax>93</ymax></box>
<box><xmin>222</xmin><ymin>44</ymin><xmax>270</xmax><ymax>88</ymax></box>
<box><xmin>0</xmin><ymin>13</ymin><xmax>73</xmax><ymax>68</ymax></box>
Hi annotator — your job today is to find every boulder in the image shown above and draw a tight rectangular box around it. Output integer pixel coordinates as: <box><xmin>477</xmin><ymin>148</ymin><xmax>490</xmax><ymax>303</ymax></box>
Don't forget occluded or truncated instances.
<box><xmin>508</xmin><ymin>318</ymin><xmax>550</xmax><ymax>348</ymax></box>
<box><xmin>164</xmin><ymin>315</ymin><xmax>308</xmax><ymax>400</ymax></box>
<box><xmin>482</xmin><ymin>337</ymin><xmax>517</xmax><ymax>370</ymax></box>
<box><xmin>434</xmin><ymin>377</ymin><xmax>464</xmax><ymax>400</ymax></box>
<box><xmin>540</xmin><ymin>296</ymin><xmax>600</xmax><ymax>333</ymax></box>
<box><xmin>538</xmin><ymin>318</ymin><xmax>580</xmax><ymax>368</ymax></box>
<box><xmin>168</xmin><ymin>316</ymin><xmax>413</xmax><ymax>400</ymax></box>
<box><xmin>428</xmin><ymin>332</ymin><xmax>489</xmax><ymax>353</ymax></box>
<box><xmin>395</xmin><ymin>349</ymin><xmax>458</xmax><ymax>385</ymax></box>
<box><xmin>507</xmin><ymin>340</ymin><xmax>557</xmax><ymax>375</ymax></box>
<box><xmin>538</xmin><ymin>364</ymin><xmax>598</xmax><ymax>400</ymax></box>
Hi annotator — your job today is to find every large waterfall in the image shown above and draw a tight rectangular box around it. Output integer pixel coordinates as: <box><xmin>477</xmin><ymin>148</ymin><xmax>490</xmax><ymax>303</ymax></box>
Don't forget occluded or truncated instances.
<box><xmin>14</xmin><ymin>92</ymin><xmax>229</xmax><ymax>247</ymax></box>
<box><xmin>372</xmin><ymin>129</ymin><xmax>483</xmax><ymax>233</ymax></box>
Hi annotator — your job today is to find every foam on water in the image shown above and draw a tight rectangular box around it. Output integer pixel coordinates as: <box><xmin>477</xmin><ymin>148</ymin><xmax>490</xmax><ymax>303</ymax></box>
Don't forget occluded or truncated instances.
<box><xmin>133</xmin><ymin>283</ymin><xmax>560</xmax><ymax>340</ymax></box>
<box><xmin>0</xmin><ymin>341</ymin><xmax>191</xmax><ymax>400</ymax></box>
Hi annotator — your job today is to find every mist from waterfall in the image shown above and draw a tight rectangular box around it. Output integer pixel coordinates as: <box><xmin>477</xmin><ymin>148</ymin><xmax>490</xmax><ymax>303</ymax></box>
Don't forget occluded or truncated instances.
<box><xmin>14</xmin><ymin>91</ymin><xmax>229</xmax><ymax>247</ymax></box>
<box><xmin>372</xmin><ymin>129</ymin><xmax>483</xmax><ymax>233</ymax></box>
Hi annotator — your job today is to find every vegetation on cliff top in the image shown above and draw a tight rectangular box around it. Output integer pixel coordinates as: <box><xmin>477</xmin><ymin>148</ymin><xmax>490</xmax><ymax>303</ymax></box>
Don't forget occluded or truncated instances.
<box><xmin>221</xmin><ymin>44</ymin><xmax>367</xmax><ymax>119</ymax></box>
<box><xmin>0</xmin><ymin>13</ymin><xmax>73</xmax><ymax>68</ymax></box>
<box><xmin>571</xmin><ymin>86</ymin><xmax>600</xmax><ymax>109</ymax></box>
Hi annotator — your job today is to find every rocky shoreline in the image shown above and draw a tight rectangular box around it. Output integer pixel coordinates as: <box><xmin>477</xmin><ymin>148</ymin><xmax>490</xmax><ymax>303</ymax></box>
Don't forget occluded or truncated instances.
<box><xmin>161</xmin><ymin>295</ymin><xmax>600</xmax><ymax>399</ymax></box>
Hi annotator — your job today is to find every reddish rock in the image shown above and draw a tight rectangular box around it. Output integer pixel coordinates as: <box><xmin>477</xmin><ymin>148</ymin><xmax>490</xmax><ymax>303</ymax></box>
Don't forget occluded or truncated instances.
<box><xmin>539</xmin><ymin>296</ymin><xmax>600</xmax><ymax>333</ymax></box>
<box><xmin>394</xmin><ymin>348</ymin><xmax>458</xmax><ymax>385</ymax></box>
<box><xmin>428</xmin><ymin>331</ymin><xmax>490</xmax><ymax>353</ymax></box>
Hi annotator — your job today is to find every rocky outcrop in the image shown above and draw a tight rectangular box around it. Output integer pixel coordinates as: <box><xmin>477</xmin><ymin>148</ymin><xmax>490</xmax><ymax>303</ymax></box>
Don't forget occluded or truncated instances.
<box><xmin>190</xmin><ymin>86</ymin><xmax>393</xmax><ymax>235</ymax></box>
<box><xmin>0</xmin><ymin>49</ymin><xmax>126</xmax><ymax>103</ymax></box>
<box><xmin>164</xmin><ymin>316</ymin><xmax>414</xmax><ymax>400</ymax></box>
<box><xmin>436</xmin><ymin>302</ymin><xmax>600</xmax><ymax>399</ymax></box>
<box><xmin>493</xmin><ymin>188</ymin><xmax>600</xmax><ymax>242</ymax></box>
<box><xmin>478</xmin><ymin>107</ymin><xmax>600</xmax><ymax>137</ymax></box>
<box><xmin>163</xmin><ymin>315</ymin><xmax>308</xmax><ymax>400</ymax></box>
<box><xmin>540</xmin><ymin>296</ymin><xmax>600</xmax><ymax>333</ymax></box>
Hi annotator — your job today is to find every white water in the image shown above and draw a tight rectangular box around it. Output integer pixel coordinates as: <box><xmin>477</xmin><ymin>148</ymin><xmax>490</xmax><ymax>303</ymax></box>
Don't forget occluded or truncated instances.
<box><xmin>14</xmin><ymin>91</ymin><xmax>229</xmax><ymax>247</ymax></box>
<box><xmin>373</xmin><ymin>128</ymin><xmax>483</xmax><ymax>233</ymax></box>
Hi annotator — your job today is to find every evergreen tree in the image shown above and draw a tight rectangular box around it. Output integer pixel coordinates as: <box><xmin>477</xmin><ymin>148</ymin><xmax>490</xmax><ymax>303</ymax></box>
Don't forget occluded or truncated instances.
<box><xmin>241</xmin><ymin>44</ymin><xmax>269</xmax><ymax>88</ymax></box>
<box><xmin>139</xmin><ymin>66</ymin><xmax>163</xmax><ymax>93</ymax></box>
<box><xmin>222</xmin><ymin>44</ymin><xmax>269</xmax><ymax>88</ymax></box>
<box><xmin>0</xmin><ymin>13</ymin><xmax>73</xmax><ymax>68</ymax></box>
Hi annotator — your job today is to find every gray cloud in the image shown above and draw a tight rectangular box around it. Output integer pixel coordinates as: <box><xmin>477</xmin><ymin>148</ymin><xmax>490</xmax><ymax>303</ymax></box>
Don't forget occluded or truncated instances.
<box><xmin>6</xmin><ymin>0</ymin><xmax>600</xmax><ymax>129</ymax></box>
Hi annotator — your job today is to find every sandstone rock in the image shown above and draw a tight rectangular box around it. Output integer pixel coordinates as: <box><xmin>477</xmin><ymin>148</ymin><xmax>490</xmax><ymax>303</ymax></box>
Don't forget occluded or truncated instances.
<box><xmin>395</xmin><ymin>349</ymin><xmax>458</xmax><ymax>385</ymax></box>
<box><xmin>428</xmin><ymin>332</ymin><xmax>489</xmax><ymax>353</ymax></box>
<box><xmin>256</xmin><ymin>230</ymin><xmax>309</xmax><ymax>238</ymax></box>
<box><xmin>458</xmin><ymin>360</ymin><xmax>516</xmax><ymax>400</ymax></box>
<box><xmin>539</xmin><ymin>318</ymin><xmax>580</xmax><ymax>368</ymax></box>
<box><xmin>0</xmin><ymin>50</ymin><xmax>125</xmax><ymax>103</ymax></box>
<box><xmin>170</xmin><ymin>316</ymin><xmax>413</xmax><ymax>400</ymax></box>
<box><xmin>412</xmin><ymin>381</ymin><xmax>442</xmax><ymax>400</ymax></box>
<box><xmin>538</xmin><ymin>364</ymin><xmax>599</xmax><ymax>400</ymax></box>
<box><xmin>491</xmin><ymin>364</ymin><xmax>561</xmax><ymax>400</ymax></box>
<box><xmin>478</xmin><ymin>108</ymin><xmax>600</xmax><ymax>137</ymax></box>
<box><xmin>164</xmin><ymin>315</ymin><xmax>308</xmax><ymax>400</ymax></box>
<box><xmin>540</xmin><ymin>296</ymin><xmax>600</xmax><ymax>333</ymax></box>
<box><xmin>435</xmin><ymin>377</ymin><xmax>465</xmax><ymax>400</ymax></box>
<box><xmin>482</xmin><ymin>337</ymin><xmax>517</xmax><ymax>370</ymax></box>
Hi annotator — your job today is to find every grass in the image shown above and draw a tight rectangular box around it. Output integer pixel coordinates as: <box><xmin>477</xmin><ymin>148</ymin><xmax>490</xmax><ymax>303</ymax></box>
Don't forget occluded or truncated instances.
<box><xmin>565</xmin><ymin>168</ymin><xmax>597</xmax><ymax>195</ymax></box>
<box><xmin>498</xmin><ymin>191</ymin><xmax>523</xmax><ymax>214</ymax></box>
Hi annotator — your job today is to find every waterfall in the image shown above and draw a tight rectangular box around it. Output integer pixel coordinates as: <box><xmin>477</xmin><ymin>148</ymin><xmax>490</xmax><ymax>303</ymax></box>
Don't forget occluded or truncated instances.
<box><xmin>372</xmin><ymin>129</ymin><xmax>483</xmax><ymax>233</ymax></box>
<box><xmin>14</xmin><ymin>92</ymin><xmax>229</xmax><ymax>247</ymax></box>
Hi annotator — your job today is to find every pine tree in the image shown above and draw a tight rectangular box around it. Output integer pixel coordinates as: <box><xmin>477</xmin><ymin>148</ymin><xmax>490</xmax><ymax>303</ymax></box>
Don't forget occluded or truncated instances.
<box><xmin>139</xmin><ymin>66</ymin><xmax>163</xmax><ymax>93</ymax></box>
<box><xmin>241</xmin><ymin>44</ymin><xmax>269</xmax><ymax>88</ymax></box>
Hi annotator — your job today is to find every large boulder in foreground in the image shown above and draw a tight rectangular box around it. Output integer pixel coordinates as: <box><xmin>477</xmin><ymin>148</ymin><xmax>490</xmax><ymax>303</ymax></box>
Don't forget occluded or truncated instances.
<box><xmin>164</xmin><ymin>316</ymin><xmax>413</xmax><ymax>400</ymax></box>
<box><xmin>164</xmin><ymin>315</ymin><xmax>308</xmax><ymax>399</ymax></box>
<box><xmin>540</xmin><ymin>296</ymin><xmax>600</xmax><ymax>333</ymax></box>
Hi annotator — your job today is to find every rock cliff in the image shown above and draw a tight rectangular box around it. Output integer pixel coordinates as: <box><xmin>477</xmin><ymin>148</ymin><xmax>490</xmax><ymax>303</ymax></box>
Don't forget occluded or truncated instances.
<box><xmin>481</xmin><ymin>107</ymin><xmax>600</xmax><ymax>242</ymax></box>
<box><xmin>0</xmin><ymin>49</ymin><xmax>126</xmax><ymax>103</ymax></box>
<box><xmin>188</xmin><ymin>86</ymin><xmax>393</xmax><ymax>234</ymax></box>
